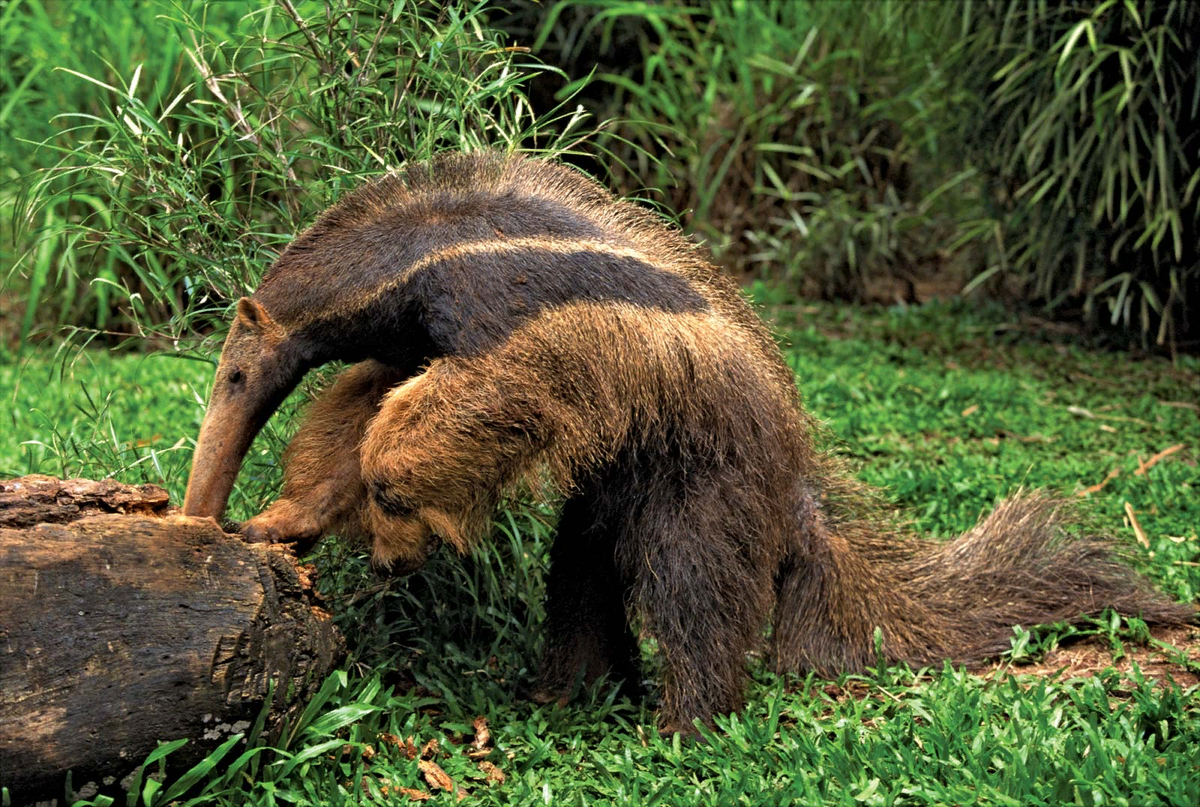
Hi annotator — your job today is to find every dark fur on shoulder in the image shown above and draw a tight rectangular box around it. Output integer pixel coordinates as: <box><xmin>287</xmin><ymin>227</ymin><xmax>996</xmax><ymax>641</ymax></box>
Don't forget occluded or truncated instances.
<box><xmin>183</xmin><ymin>151</ymin><xmax>1195</xmax><ymax>733</ymax></box>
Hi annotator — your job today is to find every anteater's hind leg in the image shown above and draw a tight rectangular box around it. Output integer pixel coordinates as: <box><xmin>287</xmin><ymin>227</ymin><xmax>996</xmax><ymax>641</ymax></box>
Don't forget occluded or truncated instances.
<box><xmin>623</xmin><ymin>471</ymin><xmax>776</xmax><ymax>734</ymax></box>
<box><xmin>770</xmin><ymin>485</ymin><xmax>939</xmax><ymax>677</ymax></box>
<box><xmin>243</xmin><ymin>360</ymin><xmax>409</xmax><ymax>548</ymax></box>
<box><xmin>534</xmin><ymin>493</ymin><xmax>641</xmax><ymax>705</ymax></box>
<box><xmin>769</xmin><ymin>486</ymin><xmax>878</xmax><ymax>677</ymax></box>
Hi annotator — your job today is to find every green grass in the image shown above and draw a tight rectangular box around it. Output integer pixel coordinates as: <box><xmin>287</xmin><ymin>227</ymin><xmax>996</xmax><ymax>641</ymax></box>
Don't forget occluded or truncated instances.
<box><xmin>1</xmin><ymin>349</ymin><xmax>208</xmax><ymax>482</ymax></box>
<box><xmin>2</xmin><ymin>301</ymin><xmax>1197</xmax><ymax>806</ymax></box>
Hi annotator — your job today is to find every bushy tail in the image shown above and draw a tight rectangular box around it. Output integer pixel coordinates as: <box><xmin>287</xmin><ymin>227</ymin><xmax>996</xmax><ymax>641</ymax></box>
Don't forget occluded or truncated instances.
<box><xmin>773</xmin><ymin>493</ymin><xmax>1196</xmax><ymax>677</ymax></box>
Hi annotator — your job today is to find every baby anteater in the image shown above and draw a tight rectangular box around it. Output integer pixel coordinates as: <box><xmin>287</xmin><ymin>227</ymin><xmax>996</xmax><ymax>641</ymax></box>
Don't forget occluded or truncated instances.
<box><xmin>182</xmin><ymin>151</ymin><xmax>1194</xmax><ymax>733</ymax></box>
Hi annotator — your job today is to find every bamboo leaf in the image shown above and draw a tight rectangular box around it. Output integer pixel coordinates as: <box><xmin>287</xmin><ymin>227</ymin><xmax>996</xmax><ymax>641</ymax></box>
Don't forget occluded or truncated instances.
<box><xmin>1056</xmin><ymin>20</ymin><xmax>1094</xmax><ymax>79</ymax></box>
<box><xmin>53</xmin><ymin>66</ymin><xmax>119</xmax><ymax>93</ymax></box>
<box><xmin>1121</xmin><ymin>0</ymin><xmax>1142</xmax><ymax>29</ymax></box>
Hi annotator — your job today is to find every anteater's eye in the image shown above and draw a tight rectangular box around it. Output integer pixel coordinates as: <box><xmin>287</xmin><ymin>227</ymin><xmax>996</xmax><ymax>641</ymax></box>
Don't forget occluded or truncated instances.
<box><xmin>228</xmin><ymin>368</ymin><xmax>244</xmax><ymax>385</ymax></box>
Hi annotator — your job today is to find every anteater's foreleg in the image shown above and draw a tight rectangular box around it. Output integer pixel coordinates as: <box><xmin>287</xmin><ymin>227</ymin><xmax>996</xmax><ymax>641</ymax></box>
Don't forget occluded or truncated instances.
<box><xmin>243</xmin><ymin>360</ymin><xmax>409</xmax><ymax>547</ymax></box>
<box><xmin>361</xmin><ymin>351</ymin><xmax>645</xmax><ymax>697</ymax></box>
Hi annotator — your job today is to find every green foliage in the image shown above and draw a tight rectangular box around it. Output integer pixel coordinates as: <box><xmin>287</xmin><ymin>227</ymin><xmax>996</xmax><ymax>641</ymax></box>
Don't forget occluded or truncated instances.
<box><xmin>3</xmin><ymin>0</ymin><xmax>583</xmax><ymax>349</ymax></box>
<box><xmin>533</xmin><ymin>0</ymin><xmax>974</xmax><ymax>301</ymax></box>
<box><xmin>949</xmin><ymin>0</ymin><xmax>1199</xmax><ymax>346</ymax></box>
<box><xmin>4</xmin><ymin>303</ymin><xmax>1197</xmax><ymax>805</ymax></box>
<box><xmin>527</xmin><ymin>0</ymin><xmax>1200</xmax><ymax>337</ymax></box>
<box><xmin>1</xmin><ymin>0</ymin><xmax>231</xmax><ymax>345</ymax></box>
<box><xmin>6</xmin><ymin>0</ymin><xmax>1198</xmax><ymax>347</ymax></box>
<box><xmin>64</xmin><ymin>668</ymin><xmax>1200</xmax><ymax>806</ymax></box>
<box><xmin>0</xmin><ymin>348</ymin><xmax>210</xmax><ymax>483</ymax></box>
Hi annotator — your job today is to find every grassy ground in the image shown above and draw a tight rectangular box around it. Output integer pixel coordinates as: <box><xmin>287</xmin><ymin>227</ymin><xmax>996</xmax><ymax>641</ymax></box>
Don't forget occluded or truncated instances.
<box><xmin>2</xmin><ymin>300</ymin><xmax>1198</xmax><ymax>806</ymax></box>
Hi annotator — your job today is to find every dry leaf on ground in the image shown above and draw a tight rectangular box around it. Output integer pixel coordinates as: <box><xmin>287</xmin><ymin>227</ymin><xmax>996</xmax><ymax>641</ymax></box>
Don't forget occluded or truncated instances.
<box><xmin>379</xmin><ymin>732</ymin><xmax>420</xmax><ymax>760</ymax></box>
<box><xmin>419</xmin><ymin>759</ymin><xmax>465</xmax><ymax>800</ymax></box>
<box><xmin>479</xmin><ymin>760</ymin><xmax>506</xmax><ymax>785</ymax></box>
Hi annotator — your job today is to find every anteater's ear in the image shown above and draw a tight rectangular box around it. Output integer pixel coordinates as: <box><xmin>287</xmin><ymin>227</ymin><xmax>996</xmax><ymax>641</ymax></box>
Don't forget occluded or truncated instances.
<box><xmin>235</xmin><ymin>297</ymin><xmax>276</xmax><ymax>333</ymax></box>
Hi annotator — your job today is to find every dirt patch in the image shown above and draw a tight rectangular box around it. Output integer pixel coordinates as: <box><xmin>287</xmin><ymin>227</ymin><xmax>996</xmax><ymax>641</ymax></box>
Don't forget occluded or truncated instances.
<box><xmin>809</xmin><ymin>625</ymin><xmax>1199</xmax><ymax>718</ymax></box>
<box><xmin>988</xmin><ymin>624</ymin><xmax>1200</xmax><ymax>689</ymax></box>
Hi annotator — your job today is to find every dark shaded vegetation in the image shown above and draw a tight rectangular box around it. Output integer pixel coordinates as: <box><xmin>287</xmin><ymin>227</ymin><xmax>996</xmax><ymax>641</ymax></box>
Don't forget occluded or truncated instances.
<box><xmin>510</xmin><ymin>0</ymin><xmax>1199</xmax><ymax>349</ymax></box>
<box><xmin>3</xmin><ymin>0</ymin><xmax>1197</xmax><ymax>353</ymax></box>
<box><xmin>948</xmin><ymin>0</ymin><xmax>1199</xmax><ymax>348</ymax></box>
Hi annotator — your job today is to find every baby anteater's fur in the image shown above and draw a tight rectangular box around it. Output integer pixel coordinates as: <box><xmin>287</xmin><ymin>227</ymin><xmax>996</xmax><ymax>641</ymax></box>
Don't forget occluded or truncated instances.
<box><xmin>183</xmin><ymin>152</ymin><xmax>1194</xmax><ymax>732</ymax></box>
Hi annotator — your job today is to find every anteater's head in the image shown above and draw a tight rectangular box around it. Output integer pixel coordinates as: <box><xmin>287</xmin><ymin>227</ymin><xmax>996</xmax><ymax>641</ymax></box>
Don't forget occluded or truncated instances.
<box><xmin>182</xmin><ymin>297</ymin><xmax>309</xmax><ymax>521</ymax></box>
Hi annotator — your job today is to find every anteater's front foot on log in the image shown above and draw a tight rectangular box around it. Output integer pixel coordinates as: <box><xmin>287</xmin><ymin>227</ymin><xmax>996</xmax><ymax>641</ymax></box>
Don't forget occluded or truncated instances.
<box><xmin>242</xmin><ymin>498</ymin><xmax>323</xmax><ymax>550</ymax></box>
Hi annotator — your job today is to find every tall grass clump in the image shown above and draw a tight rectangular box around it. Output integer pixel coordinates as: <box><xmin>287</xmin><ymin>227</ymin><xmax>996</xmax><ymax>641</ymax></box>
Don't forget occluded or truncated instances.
<box><xmin>532</xmin><ymin>0</ymin><xmax>974</xmax><ymax>302</ymax></box>
<box><xmin>4</xmin><ymin>0</ymin><xmax>585</xmax><ymax>351</ymax></box>
<box><xmin>1</xmin><ymin>0</ymin><xmax>238</xmax><ymax>347</ymax></box>
<box><xmin>949</xmin><ymin>0</ymin><xmax>1199</xmax><ymax>349</ymax></box>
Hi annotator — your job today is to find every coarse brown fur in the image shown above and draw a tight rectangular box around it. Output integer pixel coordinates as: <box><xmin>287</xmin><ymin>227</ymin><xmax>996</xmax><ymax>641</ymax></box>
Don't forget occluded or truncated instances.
<box><xmin>182</xmin><ymin>151</ymin><xmax>1195</xmax><ymax>733</ymax></box>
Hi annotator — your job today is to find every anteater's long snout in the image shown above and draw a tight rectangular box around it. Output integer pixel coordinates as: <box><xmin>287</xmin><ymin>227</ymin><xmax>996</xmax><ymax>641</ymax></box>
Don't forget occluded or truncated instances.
<box><xmin>182</xmin><ymin>398</ymin><xmax>263</xmax><ymax>521</ymax></box>
<box><xmin>182</xmin><ymin>298</ymin><xmax>300</xmax><ymax>522</ymax></box>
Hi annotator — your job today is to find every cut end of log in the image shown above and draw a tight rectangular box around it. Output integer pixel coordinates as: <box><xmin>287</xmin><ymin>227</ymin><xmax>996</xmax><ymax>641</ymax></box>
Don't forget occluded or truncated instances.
<box><xmin>0</xmin><ymin>475</ymin><xmax>345</xmax><ymax>801</ymax></box>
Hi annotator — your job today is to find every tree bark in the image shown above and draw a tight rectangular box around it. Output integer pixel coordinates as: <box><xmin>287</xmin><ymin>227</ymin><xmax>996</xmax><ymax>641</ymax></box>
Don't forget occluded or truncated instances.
<box><xmin>0</xmin><ymin>476</ymin><xmax>344</xmax><ymax>801</ymax></box>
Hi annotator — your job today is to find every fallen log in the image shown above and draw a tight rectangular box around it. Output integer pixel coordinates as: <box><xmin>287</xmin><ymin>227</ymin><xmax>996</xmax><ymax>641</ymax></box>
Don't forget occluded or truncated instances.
<box><xmin>0</xmin><ymin>476</ymin><xmax>344</xmax><ymax>801</ymax></box>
